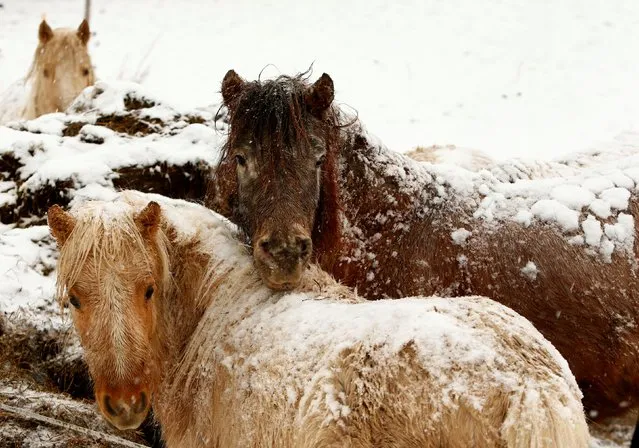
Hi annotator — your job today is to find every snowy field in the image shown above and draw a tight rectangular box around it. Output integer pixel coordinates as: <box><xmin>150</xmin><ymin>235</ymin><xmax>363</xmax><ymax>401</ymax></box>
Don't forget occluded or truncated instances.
<box><xmin>2</xmin><ymin>0</ymin><xmax>639</xmax><ymax>446</ymax></box>
<box><xmin>3</xmin><ymin>0</ymin><xmax>639</xmax><ymax>160</ymax></box>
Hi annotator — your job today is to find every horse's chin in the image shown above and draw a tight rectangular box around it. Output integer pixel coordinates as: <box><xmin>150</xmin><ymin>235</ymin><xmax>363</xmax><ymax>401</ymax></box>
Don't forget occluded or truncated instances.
<box><xmin>105</xmin><ymin>411</ymin><xmax>149</xmax><ymax>431</ymax></box>
<box><xmin>258</xmin><ymin>267</ymin><xmax>303</xmax><ymax>291</ymax></box>
<box><xmin>264</xmin><ymin>278</ymin><xmax>298</xmax><ymax>291</ymax></box>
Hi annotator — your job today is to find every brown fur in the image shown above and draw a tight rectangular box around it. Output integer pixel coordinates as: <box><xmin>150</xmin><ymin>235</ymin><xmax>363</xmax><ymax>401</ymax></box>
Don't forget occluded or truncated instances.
<box><xmin>50</xmin><ymin>192</ymin><xmax>589</xmax><ymax>447</ymax></box>
<box><xmin>215</xmin><ymin>70</ymin><xmax>343</xmax><ymax>288</ymax></box>
<box><xmin>210</xmin><ymin>71</ymin><xmax>639</xmax><ymax>421</ymax></box>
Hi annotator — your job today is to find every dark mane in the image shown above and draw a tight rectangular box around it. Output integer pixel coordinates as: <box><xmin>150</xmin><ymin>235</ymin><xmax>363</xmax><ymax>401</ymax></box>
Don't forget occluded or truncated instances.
<box><xmin>212</xmin><ymin>72</ymin><xmax>345</xmax><ymax>267</ymax></box>
<box><xmin>218</xmin><ymin>73</ymin><xmax>315</xmax><ymax>160</ymax></box>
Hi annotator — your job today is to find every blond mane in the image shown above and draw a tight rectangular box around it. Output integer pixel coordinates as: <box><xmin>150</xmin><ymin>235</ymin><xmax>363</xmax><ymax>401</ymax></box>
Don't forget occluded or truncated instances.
<box><xmin>55</xmin><ymin>201</ymin><xmax>171</xmax><ymax>309</ymax></box>
<box><xmin>26</xmin><ymin>31</ymin><xmax>87</xmax><ymax>80</ymax></box>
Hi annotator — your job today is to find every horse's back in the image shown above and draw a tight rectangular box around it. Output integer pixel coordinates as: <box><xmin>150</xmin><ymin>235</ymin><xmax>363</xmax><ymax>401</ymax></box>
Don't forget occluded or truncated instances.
<box><xmin>190</xmin><ymin>294</ymin><xmax>588</xmax><ymax>447</ymax></box>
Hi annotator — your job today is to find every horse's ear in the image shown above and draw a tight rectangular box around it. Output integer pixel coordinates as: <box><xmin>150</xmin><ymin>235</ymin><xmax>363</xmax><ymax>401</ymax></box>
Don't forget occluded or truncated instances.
<box><xmin>136</xmin><ymin>201</ymin><xmax>161</xmax><ymax>238</ymax></box>
<box><xmin>305</xmin><ymin>73</ymin><xmax>334</xmax><ymax>118</ymax></box>
<box><xmin>77</xmin><ymin>19</ymin><xmax>90</xmax><ymax>45</ymax></box>
<box><xmin>48</xmin><ymin>205</ymin><xmax>75</xmax><ymax>246</ymax></box>
<box><xmin>221</xmin><ymin>70</ymin><xmax>246</xmax><ymax>107</ymax></box>
<box><xmin>39</xmin><ymin>20</ymin><xmax>54</xmax><ymax>44</ymax></box>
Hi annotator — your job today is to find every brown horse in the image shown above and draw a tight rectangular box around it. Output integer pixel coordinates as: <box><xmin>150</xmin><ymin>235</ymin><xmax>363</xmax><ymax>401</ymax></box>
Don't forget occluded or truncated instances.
<box><xmin>48</xmin><ymin>191</ymin><xmax>589</xmax><ymax>447</ymax></box>
<box><xmin>210</xmin><ymin>70</ymin><xmax>639</xmax><ymax>423</ymax></box>
<box><xmin>23</xmin><ymin>19</ymin><xmax>95</xmax><ymax>119</ymax></box>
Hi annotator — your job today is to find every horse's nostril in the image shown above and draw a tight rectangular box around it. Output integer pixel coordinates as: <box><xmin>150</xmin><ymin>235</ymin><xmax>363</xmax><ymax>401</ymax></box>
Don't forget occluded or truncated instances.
<box><xmin>297</xmin><ymin>237</ymin><xmax>312</xmax><ymax>258</ymax></box>
<box><xmin>258</xmin><ymin>238</ymin><xmax>271</xmax><ymax>255</ymax></box>
<box><xmin>133</xmin><ymin>391</ymin><xmax>147</xmax><ymax>414</ymax></box>
<box><xmin>104</xmin><ymin>395</ymin><xmax>122</xmax><ymax>417</ymax></box>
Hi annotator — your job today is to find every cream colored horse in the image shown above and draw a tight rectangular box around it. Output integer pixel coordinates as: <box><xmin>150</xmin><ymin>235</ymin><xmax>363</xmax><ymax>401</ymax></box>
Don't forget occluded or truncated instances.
<box><xmin>48</xmin><ymin>191</ymin><xmax>589</xmax><ymax>447</ymax></box>
<box><xmin>0</xmin><ymin>19</ymin><xmax>94</xmax><ymax>124</ymax></box>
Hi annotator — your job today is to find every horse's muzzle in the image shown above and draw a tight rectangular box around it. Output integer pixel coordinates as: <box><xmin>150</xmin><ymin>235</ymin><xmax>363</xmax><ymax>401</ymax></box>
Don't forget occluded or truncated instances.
<box><xmin>254</xmin><ymin>231</ymin><xmax>312</xmax><ymax>290</ymax></box>
<box><xmin>97</xmin><ymin>387</ymin><xmax>150</xmax><ymax>430</ymax></box>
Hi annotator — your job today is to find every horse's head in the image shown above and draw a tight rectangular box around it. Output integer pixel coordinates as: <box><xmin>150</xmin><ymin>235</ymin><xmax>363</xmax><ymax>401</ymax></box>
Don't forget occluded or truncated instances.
<box><xmin>30</xmin><ymin>19</ymin><xmax>95</xmax><ymax>116</ymax></box>
<box><xmin>47</xmin><ymin>201</ymin><xmax>166</xmax><ymax>430</ymax></box>
<box><xmin>218</xmin><ymin>70</ymin><xmax>338</xmax><ymax>290</ymax></box>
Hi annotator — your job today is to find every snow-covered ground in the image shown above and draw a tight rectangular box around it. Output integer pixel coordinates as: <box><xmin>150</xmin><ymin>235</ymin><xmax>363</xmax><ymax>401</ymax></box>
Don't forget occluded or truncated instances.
<box><xmin>3</xmin><ymin>0</ymin><xmax>639</xmax><ymax>159</ymax></box>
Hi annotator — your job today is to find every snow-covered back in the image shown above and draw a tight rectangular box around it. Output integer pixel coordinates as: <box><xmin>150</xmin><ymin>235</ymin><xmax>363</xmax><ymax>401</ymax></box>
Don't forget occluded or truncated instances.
<box><xmin>356</xmin><ymin>122</ymin><xmax>639</xmax><ymax>264</ymax></box>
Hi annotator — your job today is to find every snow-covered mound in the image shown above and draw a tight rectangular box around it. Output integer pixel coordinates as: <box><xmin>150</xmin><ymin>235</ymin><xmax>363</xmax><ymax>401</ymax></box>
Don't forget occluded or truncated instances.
<box><xmin>0</xmin><ymin>381</ymin><xmax>150</xmax><ymax>447</ymax></box>
<box><xmin>0</xmin><ymin>81</ymin><xmax>226</xmax><ymax>225</ymax></box>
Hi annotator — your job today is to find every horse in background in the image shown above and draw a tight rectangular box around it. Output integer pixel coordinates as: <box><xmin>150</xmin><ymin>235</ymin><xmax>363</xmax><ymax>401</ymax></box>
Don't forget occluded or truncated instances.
<box><xmin>209</xmin><ymin>70</ymin><xmax>639</xmax><ymax>424</ymax></box>
<box><xmin>0</xmin><ymin>19</ymin><xmax>94</xmax><ymax>124</ymax></box>
<box><xmin>48</xmin><ymin>191</ymin><xmax>588</xmax><ymax>447</ymax></box>
<box><xmin>406</xmin><ymin>145</ymin><xmax>495</xmax><ymax>171</ymax></box>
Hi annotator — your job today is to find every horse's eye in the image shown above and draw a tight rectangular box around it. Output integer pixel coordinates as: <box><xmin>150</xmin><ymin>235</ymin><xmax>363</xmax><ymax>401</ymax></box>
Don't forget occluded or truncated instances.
<box><xmin>82</xmin><ymin>68</ymin><xmax>90</xmax><ymax>76</ymax></box>
<box><xmin>145</xmin><ymin>286</ymin><xmax>154</xmax><ymax>301</ymax></box>
<box><xmin>235</xmin><ymin>154</ymin><xmax>246</xmax><ymax>167</ymax></box>
<box><xmin>69</xmin><ymin>295</ymin><xmax>80</xmax><ymax>309</ymax></box>
<box><xmin>43</xmin><ymin>69</ymin><xmax>50</xmax><ymax>78</ymax></box>
<box><xmin>316</xmin><ymin>154</ymin><xmax>326</xmax><ymax>168</ymax></box>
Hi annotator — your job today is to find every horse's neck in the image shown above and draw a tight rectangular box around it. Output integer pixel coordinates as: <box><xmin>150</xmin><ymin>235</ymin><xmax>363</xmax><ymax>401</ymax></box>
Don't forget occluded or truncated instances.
<box><xmin>155</xmin><ymin>227</ymin><xmax>217</xmax><ymax>365</ymax></box>
<box><xmin>329</xmin><ymin>125</ymin><xmax>475</xmax><ymax>297</ymax></box>
<box><xmin>25</xmin><ymin>74</ymin><xmax>51</xmax><ymax>119</ymax></box>
<box><xmin>161</xmin><ymin>257</ymin><xmax>356</xmax><ymax>395</ymax></box>
<box><xmin>338</xmin><ymin>124</ymin><xmax>451</xmax><ymax>217</ymax></box>
<box><xmin>157</xmin><ymin>216</ymin><xmax>261</xmax><ymax>358</ymax></box>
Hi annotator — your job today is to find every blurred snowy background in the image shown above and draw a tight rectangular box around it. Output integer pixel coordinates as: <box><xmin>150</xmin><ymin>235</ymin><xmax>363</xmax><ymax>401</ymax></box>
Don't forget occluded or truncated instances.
<box><xmin>2</xmin><ymin>0</ymin><xmax>639</xmax><ymax>160</ymax></box>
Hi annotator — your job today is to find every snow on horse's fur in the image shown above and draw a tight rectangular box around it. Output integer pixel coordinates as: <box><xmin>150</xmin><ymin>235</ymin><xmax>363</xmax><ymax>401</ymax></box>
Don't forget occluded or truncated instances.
<box><xmin>0</xmin><ymin>19</ymin><xmax>94</xmax><ymax>124</ymax></box>
<box><xmin>212</xmin><ymin>71</ymin><xmax>639</xmax><ymax>420</ymax></box>
<box><xmin>48</xmin><ymin>191</ymin><xmax>588</xmax><ymax>447</ymax></box>
<box><xmin>406</xmin><ymin>145</ymin><xmax>495</xmax><ymax>171</ymax></box>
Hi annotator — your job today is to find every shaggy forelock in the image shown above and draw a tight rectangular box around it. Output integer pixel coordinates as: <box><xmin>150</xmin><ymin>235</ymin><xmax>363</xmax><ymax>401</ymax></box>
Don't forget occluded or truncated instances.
<box><xmin>220</xmin><ymin>72</ymin><xmax>324</xmax><ymax>161</ymax></box>
<box><xmin>55</xmin><ymin>203</ymin><xmax>170</xmax><ymax>308</ymax></box>
<box><xmin>27</xmin><ymin>29</ymin><xmax>92</xmax><ymax>79</ymax></box>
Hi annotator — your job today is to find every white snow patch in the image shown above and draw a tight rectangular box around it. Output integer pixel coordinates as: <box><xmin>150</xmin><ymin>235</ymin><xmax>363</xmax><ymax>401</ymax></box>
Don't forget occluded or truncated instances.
<box><xmin>530</xmin><ymin>200</ymin><xmax>579</xmax><ymax>232</ymax></box>
<box><xmin>550</xmin><ymin>184</ymin><xmax>595</xmax><ymax>210</ymax></box>
<box><xmin>513</xmin><ymin>209</ymin><xmax>533</xmax><ymax>227</ymax></box>
<box><xmin>600</xmin><ymin>188</ymin><xmax>631</xmax><ymax>211</ymax></box>
<box><xmin>0</xmin><ymin>225</ymin><xmax>62</xmax><ymax>329</ymax></box>
<box><xmin>581</xmin><ymin>176</ymin><xmax>615</xmax><ymax>194</ymax></box>
<box><xmin>589</xmin><ymin>199</ymin><xmax>612</xmax><ymax>219</ymax></box>
<box><xmin>451</xmin><ymin>228</ymin><xmax>471</xmax><ymax>246</ymax></box>
<box><xmin>599</xmin><ymin>238</ymin><xmax>615</xmax><ymax>263</ymax></box>
<box><xmin>603</xmin><ymin>213</ymin><xmax>635</xmax><ymax>251</ymax></box>
<box><xmin>582</xmin><ymin>215</ymin><xmax>603</xmax><ymax>247</ymax></box>
<box><xmin>567</xmin><ymin>235</ymin><xmax>584</xmax><ymax>246</ymax></box>
<box><xmin>520</xmin><ymin>261</ymin><xmax>538</xmax><ymax>281</ymax></box>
